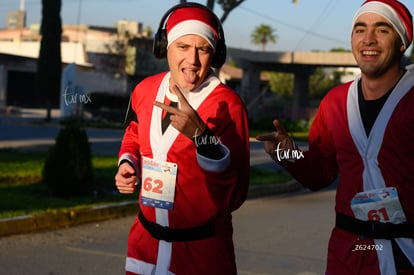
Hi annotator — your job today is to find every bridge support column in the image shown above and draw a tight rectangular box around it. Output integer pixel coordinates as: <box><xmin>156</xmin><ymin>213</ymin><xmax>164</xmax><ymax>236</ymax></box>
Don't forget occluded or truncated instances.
<box><xmin>240</xmin><ymin>63</ymin><xmax>261</xmax><ymax>122</ymax></box>
<box><xmin>291</xmin><ymin>67</ymin><xmax>315</xmax><ymax>119</ymax></box>
<box><xmin>240</xmin><ymin>63</ymin><xmax>260</xmax><ymax>103</ymax></box>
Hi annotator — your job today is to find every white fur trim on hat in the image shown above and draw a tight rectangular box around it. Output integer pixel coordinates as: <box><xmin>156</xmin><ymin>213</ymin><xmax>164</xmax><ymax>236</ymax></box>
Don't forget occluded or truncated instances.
<box><xmin>352</xmin><ymin>1</ymin><xmax>410</xmax><ymax>49</ymax></box>
<box><xmin>167</xmin><ymin>20</ymin><xmax>218</xmax><ymax>52</ymax></box>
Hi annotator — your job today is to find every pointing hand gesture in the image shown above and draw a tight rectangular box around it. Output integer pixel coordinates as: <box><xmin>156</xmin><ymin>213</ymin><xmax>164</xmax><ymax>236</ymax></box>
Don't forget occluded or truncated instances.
<box><xmin>153</xmin><ymin>81</ymin><xmax>207</xmax><ymax>139</ymax></box>
<box><xmin>256</xmin><ymin>119</ymin><xmax>296</xmax><ymax>161</ymax></box>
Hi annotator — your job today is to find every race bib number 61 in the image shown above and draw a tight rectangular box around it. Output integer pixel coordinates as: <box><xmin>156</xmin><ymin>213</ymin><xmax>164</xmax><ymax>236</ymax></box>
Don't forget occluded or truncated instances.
<box><xmin>140</xmin><ymin>156</ymin><xmax>177</xmax><ymax>210</ymax></box>
<box><xmin>350</xmin><ymin>187</ymin><xmax>407</xmax><ymax>224</ymax></box>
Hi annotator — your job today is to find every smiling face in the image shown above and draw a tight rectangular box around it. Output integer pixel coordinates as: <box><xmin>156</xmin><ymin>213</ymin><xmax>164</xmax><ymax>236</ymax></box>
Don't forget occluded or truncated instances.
<box><xmin>351</xmin><ymin>12</ymin><xmax>405</xmax><ymax>79</ymax></box>
<box><xmin>167</xmin><ymin>34</ymin><xmax>214</xmax><ymax>92</ymax></box>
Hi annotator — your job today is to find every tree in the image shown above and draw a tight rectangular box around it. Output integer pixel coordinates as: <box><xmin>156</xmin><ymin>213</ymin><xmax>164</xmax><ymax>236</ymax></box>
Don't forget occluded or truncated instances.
<box><xmin>37</xmin><ymin>0</ymin><xmax>62</xmax><ymax>122</ymax></box>
<box><xmin>267</xmin><ymin>72</ymin><xmax>294</xmax><ymax>99</ymax></box>
<box><xmin>179</xmin><ymin>0</ymin><xmax>246</xmax><ymax>24</ymax></box>
<box><xmin>251</xmin><ymin>24</ymin><xmax>277</xmax><ymax>51</ymax></box>
<box><xmin>216</xmin><ymin>0</ymin><xmax>246</xmax><ymax>23</ymax></box>
<box><xmin>309</xmin><ymin>68</ymin><xmax>343</xmax><ymax>100</ymax></box>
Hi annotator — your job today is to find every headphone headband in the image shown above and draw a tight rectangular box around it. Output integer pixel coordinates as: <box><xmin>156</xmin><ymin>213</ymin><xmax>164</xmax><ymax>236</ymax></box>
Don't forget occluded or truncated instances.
<box><xmin>153</xmin><ymin>2</ymin><xmax>226</xmax><ymax>68</ymax></box>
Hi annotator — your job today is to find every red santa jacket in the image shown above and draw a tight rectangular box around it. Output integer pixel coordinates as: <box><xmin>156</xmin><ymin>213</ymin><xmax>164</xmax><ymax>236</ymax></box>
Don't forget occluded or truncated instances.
<box><xmin>119</xmin><ymin>71</ymin><xmax>250</xmax><ymax>275</ymax></box>
<box><xmin>282</xmin><ymin>66</ymin><xmax>414</xmax><ymax>275</ymax></box>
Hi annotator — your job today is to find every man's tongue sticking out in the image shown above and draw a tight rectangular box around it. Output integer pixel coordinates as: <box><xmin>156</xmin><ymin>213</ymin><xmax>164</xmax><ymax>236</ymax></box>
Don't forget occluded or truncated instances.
<box><xmin>183</xmin><ymin>68</ymin><xmax>198</xmax><ymax>84</ymax></box>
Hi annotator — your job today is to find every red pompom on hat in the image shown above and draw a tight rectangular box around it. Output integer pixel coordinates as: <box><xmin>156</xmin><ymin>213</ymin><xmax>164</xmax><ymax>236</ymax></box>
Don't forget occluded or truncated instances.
<box><xmin>352</xmin><ymin>0</ymin><xmax>413</xmax><ymax>50</ymax></box>
<box><xmin>165</xmin><ymin>6</ymin><xmax>219</xmax><ymax>52</ymax></box>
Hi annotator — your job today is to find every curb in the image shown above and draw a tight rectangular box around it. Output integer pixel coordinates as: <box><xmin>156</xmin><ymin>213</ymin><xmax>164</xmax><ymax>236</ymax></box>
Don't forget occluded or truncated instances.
<box><xmin>0</xmin><ymin>181</ymin><xmax>302</xmax><ymax>237</ymax></box>
<box><xmin>0</xmin><ymin>202</ymin><xmax>138</xmax><ymax>237</ymax></box>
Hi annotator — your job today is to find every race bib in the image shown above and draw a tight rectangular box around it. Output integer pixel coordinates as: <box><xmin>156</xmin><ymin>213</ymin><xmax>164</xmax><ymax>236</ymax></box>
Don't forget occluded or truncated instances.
<box><xmin>351</xmin><ymin>187</ymin><xmax>407</xmax><ymax>224</ymax></box>
<box><xmin>140</xmin><ymin>156</ymin><xmax>177</xmax><ymax>210</ymax></box>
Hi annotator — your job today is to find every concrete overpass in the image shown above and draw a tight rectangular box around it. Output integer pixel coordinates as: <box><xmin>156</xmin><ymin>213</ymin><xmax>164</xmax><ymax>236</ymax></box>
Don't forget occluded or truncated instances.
<box><xmin>226</xmin><ymin>48</ymin><xmax>358</xmax><ymax>119</ymax></box>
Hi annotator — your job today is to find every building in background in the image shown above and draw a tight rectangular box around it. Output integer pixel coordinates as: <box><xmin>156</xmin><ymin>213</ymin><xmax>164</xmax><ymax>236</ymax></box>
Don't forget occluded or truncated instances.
<box><xmin>7</xmin><ymin>10</ymin><xmax>26</xmax><ymax>30</ymax></box>
<box><xmin>0</xmin><ymin>7</ymin><xmax>152</xmax><ymax>111</ymax></box>
<box><xmin>7</xmin><ymin>0</ymin><xmax>26</xmax><ymax>30</ymax></box>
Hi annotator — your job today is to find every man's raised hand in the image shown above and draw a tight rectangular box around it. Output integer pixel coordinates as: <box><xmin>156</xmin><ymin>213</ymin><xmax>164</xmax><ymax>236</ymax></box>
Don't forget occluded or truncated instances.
<box><xmin>256</xmin><ymin>119</ymin><xmax>296</xmax><ymax>159</ymax></box>
<box><xmin>153</xmin><ymin>82</ymin><xmax>206</xmax><ymax>139</ymax></box>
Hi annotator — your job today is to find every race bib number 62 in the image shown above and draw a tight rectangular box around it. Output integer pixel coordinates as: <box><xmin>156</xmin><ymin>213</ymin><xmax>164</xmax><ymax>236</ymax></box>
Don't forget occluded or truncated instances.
<box><xmin>140</xmin><ymin>156</ymin><xmax>177</xmax><ymax>210</ymax></box>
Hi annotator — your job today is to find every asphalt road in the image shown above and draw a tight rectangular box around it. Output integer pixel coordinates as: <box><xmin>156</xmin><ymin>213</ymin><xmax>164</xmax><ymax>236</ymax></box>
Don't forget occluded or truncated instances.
<box><xmin>0</xmin><ymin>110</ymin><xmax>125</xmax><ymax>156</ymax></box>
<box><xmin>0</xmin><ymin>108</ymin><xmax>287</xmax><ymax>172</ymax></box>
<box><xmin>234</xmin><ymin>189</ymin><xmax>335</xmax><ymax>275</ymax></box>
<box><xmin>0</xmin><ymin>188</ymin><xmax>336</xmax><ymax>275</ymax></box>
<box><xmin>0</xmin><ymin>109</ymin><xmax>334</xmax><ymax>275</ymax></box>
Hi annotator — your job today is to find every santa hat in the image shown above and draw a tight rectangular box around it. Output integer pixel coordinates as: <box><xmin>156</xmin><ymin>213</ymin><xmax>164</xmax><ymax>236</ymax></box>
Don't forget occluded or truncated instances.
<box><xmin>352</xmin><ymin>0</ymin><xmax>413</xmax><ymax>50</ymax></box>
<box><xmin>166</xmin><ymin>6</ymin><xmax>219</xmax><ymax>52</ymax></box>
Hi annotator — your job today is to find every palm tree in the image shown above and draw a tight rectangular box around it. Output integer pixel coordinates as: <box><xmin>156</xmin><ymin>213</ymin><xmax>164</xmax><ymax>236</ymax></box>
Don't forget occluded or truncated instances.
<box><xmin>251</xmin><ymin>24</ymin><xmax>277</xmax><ymax>51</ymax></box>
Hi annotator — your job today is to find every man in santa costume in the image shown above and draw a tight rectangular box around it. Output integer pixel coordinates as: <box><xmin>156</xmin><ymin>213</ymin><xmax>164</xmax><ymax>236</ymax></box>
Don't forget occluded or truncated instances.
<box><xmin>115</xmin><ymin>3</ymin><xmax>249</xmax><ymax>275</ymax></box>
<box><xmin>257</xmin><ymin>0</ymin><xmax>414</xmax><ymax>274</ymax></box>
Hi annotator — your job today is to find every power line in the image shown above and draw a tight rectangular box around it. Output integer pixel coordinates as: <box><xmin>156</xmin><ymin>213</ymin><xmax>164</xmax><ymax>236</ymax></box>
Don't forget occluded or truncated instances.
<box><xmin>239</xmin><ymin>5</ymin><xmax>348</xmax><ymax>48</ymax></box>
<box><xmin>294</xmin><ymin>0</ymin><xmax>338</xmax><ymax>50</ymax></box>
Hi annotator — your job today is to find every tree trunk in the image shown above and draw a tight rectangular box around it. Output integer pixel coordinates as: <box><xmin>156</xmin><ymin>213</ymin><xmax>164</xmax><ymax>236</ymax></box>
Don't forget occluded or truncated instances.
<box><xmin>37</xmin><ymin>0</ymin><xmax>62</xmax><ymax>122</ymax></box>
<box><xmin>46</xmin><ymin>99</ymin><xmax>51</xmax><ymax>122</ymax></box>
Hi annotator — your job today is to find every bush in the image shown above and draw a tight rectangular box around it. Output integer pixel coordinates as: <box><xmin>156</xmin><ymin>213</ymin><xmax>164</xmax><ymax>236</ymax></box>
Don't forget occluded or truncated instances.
<box><xmin>42</xmin><ymin>122</ymin><xmax>93</xmax><ymax>197</ymax></box>
<box><xmin>277</xmin><ymin>118</ymin><xmax>311</xmax><ymax>132</ymax></box>
<box><xmin>249</xmin><ymin>116</ymin><xmax>311</xmax><ymax>133</ymax></box>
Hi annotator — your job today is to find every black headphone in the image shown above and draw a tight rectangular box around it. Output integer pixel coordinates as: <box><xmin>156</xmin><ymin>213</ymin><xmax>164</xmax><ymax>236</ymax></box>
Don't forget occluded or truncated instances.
<box><xmin>153</xmin><ymin>2</ymin><xmax>227</xmax><ymax>68</ymax></box>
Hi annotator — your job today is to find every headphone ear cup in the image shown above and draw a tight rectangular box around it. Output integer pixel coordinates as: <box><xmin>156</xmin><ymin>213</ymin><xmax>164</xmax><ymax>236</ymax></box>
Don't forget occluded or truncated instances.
<box><xmin>153</xmin><ymin>29</ymin><xmax>168</xmax><ymax>59</ymax></box>
<box><xmin>212</xmin><ymin>39</ymin><xmax>226</xmax><ymax>68</ymax></box>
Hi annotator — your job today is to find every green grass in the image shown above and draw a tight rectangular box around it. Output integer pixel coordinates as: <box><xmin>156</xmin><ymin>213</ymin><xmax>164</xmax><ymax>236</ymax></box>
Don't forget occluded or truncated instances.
<box><xmin>0</xmin><ymin>182</ymin><xmax>137</xmax><ymax>218</ymax></box>
<box><xmin>250</xmin><ymin>166</ymin><xmax>291</xmax><ymax>185</ymax></box>
<box><xmin>0</xmin><ymin>150</ymin><xmax>291</xmax><ymax>219</ymax></box>
<box><xmin>250</xmin><ymin>129</ymin><xmax>309</xmax><ymax>142</ymax></box>
<box><xmin>0</xmin><ymin>150</ymin><xmax>136</xmax><ymax>218</ymax></box>
<box><xmin>0</xmin><ymin>150</ymin><xmax>44</xmax><ymax>184</ymax></box>
<box><xmin>290</xmin><ymin>132</ymin><xmax>309</xmax><ymax>141</ymax></box>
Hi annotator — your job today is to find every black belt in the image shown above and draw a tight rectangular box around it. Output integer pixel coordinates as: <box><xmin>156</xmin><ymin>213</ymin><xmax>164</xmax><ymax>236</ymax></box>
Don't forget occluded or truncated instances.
<box><xmin>336</xmin><ymin>213</ymin><xmax>414</xmax><ymax>239</ymax></box>
<box><xmin>138</xmin><ymin>208</ymin><xmax>215</xmax><ymax>242</ymax></box>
